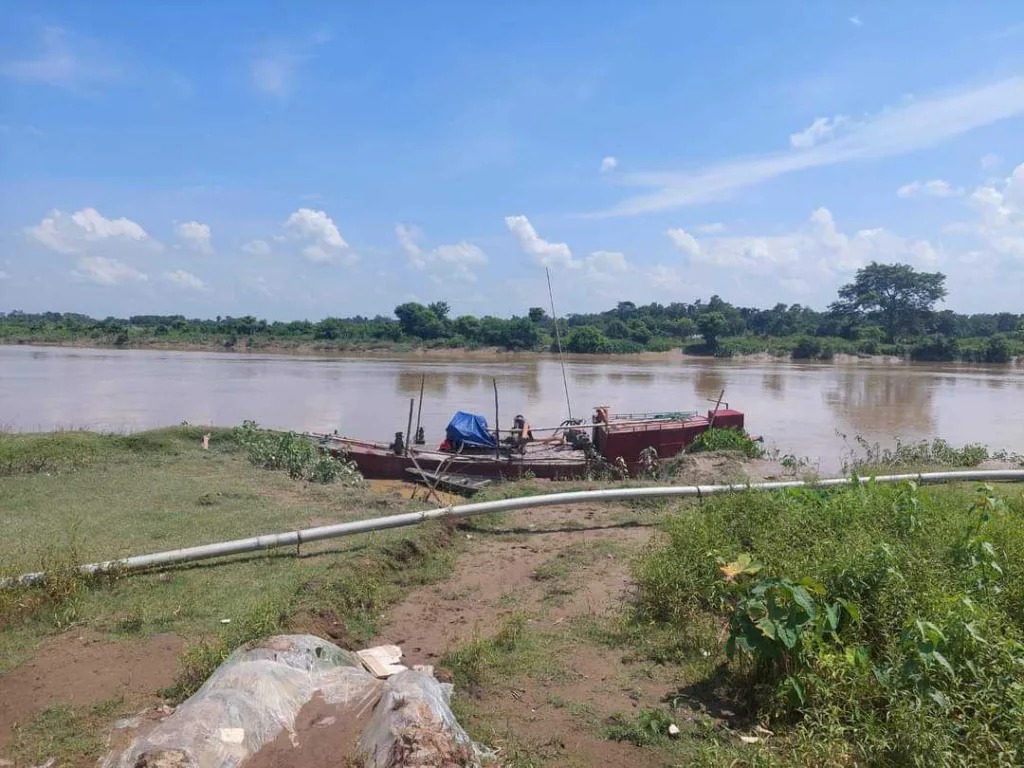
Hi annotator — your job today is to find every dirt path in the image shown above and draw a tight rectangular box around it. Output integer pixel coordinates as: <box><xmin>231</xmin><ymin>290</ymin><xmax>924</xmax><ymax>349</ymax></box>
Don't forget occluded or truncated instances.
<box><xmin>371</xmin><ymin>501</ymin><xmax>689</xmax><ymax>767</ymax></box>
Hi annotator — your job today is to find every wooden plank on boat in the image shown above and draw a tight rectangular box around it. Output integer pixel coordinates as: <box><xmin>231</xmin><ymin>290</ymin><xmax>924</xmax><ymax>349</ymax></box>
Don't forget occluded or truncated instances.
<box><xmin>405</xmin><ymin>467</ymin><xmax>492</xmax><ymax>494</ymax></box>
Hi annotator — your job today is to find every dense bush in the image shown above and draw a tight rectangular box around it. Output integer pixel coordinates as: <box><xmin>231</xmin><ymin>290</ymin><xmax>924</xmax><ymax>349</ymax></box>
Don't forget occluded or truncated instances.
<box><xmin>632</xmin><ymin>482</ymin><xmax>1024</xmax><ymax>764</ymax></box>
<box><xmin>911</xmin><ymin>334</ymin><xmax>960</xmax><ymax>362</ymax></box>
<box><xmin>686</xmin><ymin>427</ymin><xmax>764</xmax><ymax>458</ymax></box>
<box><xmin>233</xmin><ymin>421</ymin><xmax>362</xmax><ymax>485</ymax></box>
<box><xmin>565</xmin><ymin>325</ymin><xmax>609</xmax><ymax>353</ymax></box>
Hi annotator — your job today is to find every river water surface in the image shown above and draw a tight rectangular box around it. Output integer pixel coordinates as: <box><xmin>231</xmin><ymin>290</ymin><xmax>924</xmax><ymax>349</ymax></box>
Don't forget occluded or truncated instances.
<box><xmin>2</xmin><ymin>345</ymin><xmax>1022</xmax><ymax>472</ymax></box>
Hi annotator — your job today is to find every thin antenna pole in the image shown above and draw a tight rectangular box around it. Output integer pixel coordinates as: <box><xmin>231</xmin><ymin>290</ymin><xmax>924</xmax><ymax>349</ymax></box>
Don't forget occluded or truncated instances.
<box><xmin>546</xmin><ymin>267</ymin><xmax>573</xmax><ymax>420</ymax></box>
<box><xmin>492</xmin><ymin>378</ymin><xmax>500</xmax><ymax>460</ymax></box>
<box><xmin>414</xmin><ymin>373</ymin><xmax>425</xmax><ymax>441</ymax></box>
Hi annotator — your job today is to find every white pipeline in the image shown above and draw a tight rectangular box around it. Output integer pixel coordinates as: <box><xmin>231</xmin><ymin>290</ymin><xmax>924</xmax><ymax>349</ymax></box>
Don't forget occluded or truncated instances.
<box><xmin>8</xmin><ymin>470</ymin><xmax>1024</xmax><ymax>587</ymax></box>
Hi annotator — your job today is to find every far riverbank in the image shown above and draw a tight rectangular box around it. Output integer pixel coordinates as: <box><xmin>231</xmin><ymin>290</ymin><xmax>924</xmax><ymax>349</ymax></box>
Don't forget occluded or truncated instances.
<box><xmin>6</xmin><ymin>337</ymin><xmax>1020</xmax><ymax>366</ymax></box>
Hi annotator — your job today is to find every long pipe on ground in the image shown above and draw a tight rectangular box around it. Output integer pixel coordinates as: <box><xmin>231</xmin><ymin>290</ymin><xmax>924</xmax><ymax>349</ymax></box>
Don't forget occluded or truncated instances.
<box><xmin>7</xmin><ymin>470</ymin><xmax>1024</xmax><ymax>587</ymax></box>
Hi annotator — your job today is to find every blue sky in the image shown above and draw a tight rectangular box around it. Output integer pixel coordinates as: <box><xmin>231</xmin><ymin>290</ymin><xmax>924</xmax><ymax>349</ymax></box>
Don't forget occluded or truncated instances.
<box><xmin>1</xmin><ymin>1</ymin><xmax>1023</xmax><ymax>320</ymax></box>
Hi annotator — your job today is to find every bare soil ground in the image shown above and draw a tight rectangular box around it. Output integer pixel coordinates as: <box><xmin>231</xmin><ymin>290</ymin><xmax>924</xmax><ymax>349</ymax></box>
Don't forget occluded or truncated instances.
<box><xmin>0</xmin><ymin>630</ymin><xmax>181</xmax><ymax>750</ymax></box>
<box><xmin>370</xmin><ymin>501</ymin><xmax>692</xmax><ymax>767</ymax></box>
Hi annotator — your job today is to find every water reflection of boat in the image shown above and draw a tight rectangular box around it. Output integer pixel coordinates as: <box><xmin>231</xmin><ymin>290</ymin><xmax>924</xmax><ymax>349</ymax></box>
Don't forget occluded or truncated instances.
<box><xmin>310</xmin><ymin>405</ymin><xmax>745</xmax><ymax>480</ymax></box>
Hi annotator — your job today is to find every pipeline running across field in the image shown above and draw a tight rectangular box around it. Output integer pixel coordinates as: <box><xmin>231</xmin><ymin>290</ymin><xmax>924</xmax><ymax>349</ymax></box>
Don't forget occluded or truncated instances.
<box><xmin>6</xmin><ymin>469</ymin><xmax>1024</xmax><ymax>587</ymax></box>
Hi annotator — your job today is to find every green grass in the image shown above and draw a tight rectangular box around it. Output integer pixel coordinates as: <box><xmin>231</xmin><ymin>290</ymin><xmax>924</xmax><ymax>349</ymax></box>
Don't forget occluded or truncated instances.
<box><xmin>532</xmin><ymin>540</ymin><xmax>620</xmax><ymax>583</ymax></box>
<box><xmin>440</xmin><ymin>613</ymin><xmax>577</xmax><ymax>692</ymax></box>
<box><xmin>0</xmin><ymin>426</ymin><xmax>459</xmax><ymax>676</ymax></box>
<box><xmin>0</xmin><ymin>425</ymin><xmax>242</xmax><ymax>477</ymax></box>
<box><xmin>629</xmin><ymin>481</ymin><xmax>1024</xmax><ymax>765</ymax></box>
<box><xmin>4</xmin><ymin>698</ymin><xmax>130</xmax><ymax>768</ymax></box>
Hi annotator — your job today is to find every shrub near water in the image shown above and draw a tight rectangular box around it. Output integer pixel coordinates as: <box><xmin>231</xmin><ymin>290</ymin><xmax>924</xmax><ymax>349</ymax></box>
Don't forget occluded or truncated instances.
<box><xmin>632</xmin><ymin>482</ymin><xmax>1024</xmax><ymax>765</ymax></box>
<box><xmin>686</xmin><ymin>427</ymin><xmax>764</xmax><ymax>459</ymax></box>
<box><xmin>233</xmin><ymin>420</ymin><xmax>362</xmax><ymax>484</ymax></box>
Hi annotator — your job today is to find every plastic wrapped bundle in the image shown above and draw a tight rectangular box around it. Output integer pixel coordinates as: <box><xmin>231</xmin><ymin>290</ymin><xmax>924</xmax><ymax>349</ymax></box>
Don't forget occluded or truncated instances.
<box><xmin>105</xmin><ymin>635</ymin><xmax>380</xmax><ymax>768</ymax></box>
<box><xmin>105</xmin><ymin>636</ymin><xmax>480</xmax><ymax>768</ymax></box>
<box><xmin>356</xmin><ymin>670</ymin><xmax>477</xmax><ymax>767</ymax></box>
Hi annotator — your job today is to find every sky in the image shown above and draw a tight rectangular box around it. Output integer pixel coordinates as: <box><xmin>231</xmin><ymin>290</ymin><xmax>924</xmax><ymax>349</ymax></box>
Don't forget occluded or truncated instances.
<box><xmin>1</xmin><ymin>1</ymin><xmax>1023</xmax><ymax>321</ymax></box>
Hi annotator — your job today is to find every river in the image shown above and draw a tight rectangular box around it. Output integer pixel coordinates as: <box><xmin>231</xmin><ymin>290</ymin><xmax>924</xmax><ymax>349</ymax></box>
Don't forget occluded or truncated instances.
<box><xmin>2</xmin><ymin>345</ymin><xmax>1022</xmax><ymax>472</ymax></box>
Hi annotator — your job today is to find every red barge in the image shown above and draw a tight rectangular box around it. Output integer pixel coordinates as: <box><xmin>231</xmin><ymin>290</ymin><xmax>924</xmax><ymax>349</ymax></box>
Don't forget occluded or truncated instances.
<box><xmin>311</xmin><ymin>405</ymin><xmax>745</xmax><ymax>481</ymax></box>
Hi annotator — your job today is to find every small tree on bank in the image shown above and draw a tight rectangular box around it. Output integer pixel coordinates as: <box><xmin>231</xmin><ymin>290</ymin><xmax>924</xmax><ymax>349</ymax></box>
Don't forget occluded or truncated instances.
<box><xmin>831</xmin><ymin>262</ymin><xmax>947</xmax><ymax>342</ymax></box>
<box><xmin>697</xmin><ymin>312</ymin><xmax>729</xmax><ymax>351</ymax></box>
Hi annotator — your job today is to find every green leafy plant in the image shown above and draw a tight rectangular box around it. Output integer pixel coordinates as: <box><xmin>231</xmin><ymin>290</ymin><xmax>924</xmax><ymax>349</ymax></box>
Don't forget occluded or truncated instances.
<box><xmin>233</xmin><ymin>420</ymin><xmax>362</xmax><ymax>485</ymax></box>
<box><xmin>600</xmin><ymin>708</ymin><xmax>675</xmax><ymax>747</ymax></box>
<box><xmin>687</xmin><ymin>427</ymin><xmax>764</xmax><ymax>458</ymax></box>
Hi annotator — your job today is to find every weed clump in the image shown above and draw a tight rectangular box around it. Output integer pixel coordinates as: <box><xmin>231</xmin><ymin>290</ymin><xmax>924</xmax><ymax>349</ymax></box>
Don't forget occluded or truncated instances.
<box><xmin>0</xmin><ymin>547</ymin><xmax>100</xmax><ymax>632</ymax></box>
<box><xmin>686</xmin><ymin>427</ymin><xmax>764</xmax><ymax>459</ymax></box>
<box><xmin>234</xmin><ymin>420</ymin><xmax>362</xmax><ymax>485</ymax></box>
<box><xmin>631</xmin><ymin>481</ymin><xmax>1024</xmax><ymax>764</ymax></box>
<box><xmin>841</xmin><ymin>434</ymin><xmax>991</xmax><ymax>472</ymax></box>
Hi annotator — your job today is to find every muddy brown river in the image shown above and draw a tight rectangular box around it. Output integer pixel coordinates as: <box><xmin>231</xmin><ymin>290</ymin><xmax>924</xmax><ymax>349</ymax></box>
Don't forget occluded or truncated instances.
<box><xmin>2</xmin><ymin>345</ymin><xmax>1022</xmax><ymax>472</ymax></box>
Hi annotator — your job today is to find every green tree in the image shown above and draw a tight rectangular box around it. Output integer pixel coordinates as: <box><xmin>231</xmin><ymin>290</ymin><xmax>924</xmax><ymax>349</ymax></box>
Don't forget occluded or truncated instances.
<box><xmin>627</xmin><ymin>318</ymin><xmax>653</xmax><ymax>344</ymax></box>
<box><xmin>427</xmin><ymin>301</ymin><xmax>451</xmax><ymax>321</ymax></box>
<box><xmin>505</xmin><ymin>317</ymin><xmax>540</xmax><ymax>350</ymax></box>
<box><xmin>527</xmin><ymin>307</ymin><xmax>547</xmax><ymax>324</ymax></box>
<box><xmin>985</xmin><ymin>334</ymin><xmax>1012</xmax><ymax>364</ymax></box>
<box><xmin>667</xmin><ymin>317</ymin><xmax>698</xmax><ymax>339</ymax></box>
<box><xmin>566</xmin><ymin>325</ymin><xmax>609</xmax><ymax>353</ymax></box>
<box><xmin>832</xmin><ymin>262</ymin><xmax>947</xmax><ymax>342</ymax></box>
<box><xmin>394</xmin><ymin>303</ymin><xmax>445</xmax><ymax>339</ymax></box>
<box><xmin>453</xmin><ymin>315</ymin><xmax>481</xmax><ymax>341</ymax></box>
<box><xmin>605</xmin><ymin>319</ymin><xmax>629</xmax><ymax>339</ymax></box>
<box><xmin>697</xmin><ymin>312</ymin><xmax>729</xmax><ymax>350</ymax></box>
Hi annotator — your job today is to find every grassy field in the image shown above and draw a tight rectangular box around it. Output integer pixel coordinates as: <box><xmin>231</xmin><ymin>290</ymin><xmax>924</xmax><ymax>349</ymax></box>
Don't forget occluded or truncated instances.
<box><xmin>3</xmin><ymin>427</ymin><xmax>1023</xmax><ymax>766</ymax></box>
<box><xmin>0</xmin><ymin>426</ymin><xmax>465</xmax><ymax>765</ymax></box>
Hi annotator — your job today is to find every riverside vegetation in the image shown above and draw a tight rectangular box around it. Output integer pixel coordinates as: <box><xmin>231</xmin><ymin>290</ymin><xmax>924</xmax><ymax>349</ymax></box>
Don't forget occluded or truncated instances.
<box><xmin>1</xmin><ymin>424</ymin><xmax>1023</xmax><ymax>766</ymax></box>
<box><xmin>623</xmin><ymin>480</ymin><xmax>1024</xmax><ymax>765</ymax></box>
<box><xmin>3</xmin><ymin>262</ymin><xmax>1022</xmax><ymax>362</ymax></box>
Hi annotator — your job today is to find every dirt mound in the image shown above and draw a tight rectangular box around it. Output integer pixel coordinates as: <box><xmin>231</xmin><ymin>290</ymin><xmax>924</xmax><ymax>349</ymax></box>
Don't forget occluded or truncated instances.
<box><xmin>661</xmin><ymin>451</ymin><xmax>789</xmax><ymax>485</ymax></box>
<box><xmin>0</xmin><ymin>630</ymin><xmax>181</xmax><ymax>748</ymax></box>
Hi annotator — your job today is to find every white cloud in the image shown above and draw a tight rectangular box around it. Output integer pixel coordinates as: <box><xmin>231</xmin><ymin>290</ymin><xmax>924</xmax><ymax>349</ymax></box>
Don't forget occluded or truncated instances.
<box><xmin>789</xmin><ymin>115</ymin><xmax>852</xmax><ymax>149</ymax></box>
<box><xmin>665</xmin><ymin>228</ymin><xmax>701</xmax><ymax>257</ymax></box>
<box><xmin>695</xmin><ymin>222</ymin><xmax>726</xmax><ymax>234</ymax></box>
<box><xmin>598</xmin><ymin>75</ymin><xmax>1024</xmax><ymax>216</ymax></box>
<box><xmin>73</xmin><ymin>256</ymin><xmax>147</xmax><ymax>285</ymax></box>
<box><xmin>162</xmin><ymin>269</ymin><xmax>208</xmax><ymax>290</ymax></box>
<box><xmin>600</xmin><ymin>156</ymin><xmax>618</xmax><ymax>173</ymax></box>
<box><xmin>0</xmin><ymin>27</ymin><xmax>119</xmax><ymax>90</ymax></box>
<box><xmin>963</xmin><ymin>162</ymin><xmax>1024</xmax><ymax>259</ymax></box>
<box><xmin>283</xmin><ymin>208</ymin><xmax>354</xmax><ymax>265</ymax></box>
<box><xmin>241</xmin><ymin>239</ymin><xmax>271</xmax><ymax>256</ymax></box>
<box><xmin>395</xmin><ymin>223</ymin><xmax>423</xmax><ymax>259</ymax></box>
<box><xmin>584</xmin><ymin>250</ymin><xmax>628</xmax><ymax>276</ymax></box>
<box><xmin>251</xmin><ymin>32</ymin><xmax>331</xmax><ymax>99</ymax></box>
<box><xmin>849</xmin><ymin>16</ymin><xmax>864</xmax><ymax>27</ymax></box>
<box><xmin>669</xmin><ymin>207</ymin><xmax>943</xmax><ymax>277</ymax></box>
<box><xmin>175</xmin><ymin>221</ymin><xmax>214</xmax><ymax>254</ymax></box>
<box><xmin>504</xmin><ymin>215</ymin><xmax>575</xmax><ymax>268</ymax></box>
<box><xmin>896</xmin><ymin>179</ymin><xmax>964</xmax><ymax>198</ymax></box>
<box><xmin>981</xmin><ymin>153</ymin><xmax>1001</xmax><ymax>170</ymax></box>
<box><xmin>395</xmin><ymin>224</ymin><xmax>487</xmax><ymax>281</ymax></box>
<box><xmin>285</xmin><ymin>208</ymin><xmax>346</xmax><ymax>247</ymax></box>
<box><xmin>251</xmin><ymin>54</ymin><xmax>297</xmax><ymax>98</ymax></box>
<box><xmin>0</xmin><ymin>271</ymin><xmax>9</xmax><ymax>280</ymax></box>
<box><xmin>433</xmin><ymin>243</ymin><xmax>487</xmax><ymax>266</ymax></box>
<box><xmin>27</xmin><ymin>208</ymin><xmax>153</xmax><ymax>254</ymax></box>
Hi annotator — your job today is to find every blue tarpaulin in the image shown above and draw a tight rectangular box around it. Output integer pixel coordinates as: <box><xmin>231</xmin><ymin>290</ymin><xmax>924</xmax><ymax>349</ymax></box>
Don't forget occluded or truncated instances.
<box><xmin>445</xmin><ymin>411</ymin><xmax>497</xmax><ymax>449</ymax></box>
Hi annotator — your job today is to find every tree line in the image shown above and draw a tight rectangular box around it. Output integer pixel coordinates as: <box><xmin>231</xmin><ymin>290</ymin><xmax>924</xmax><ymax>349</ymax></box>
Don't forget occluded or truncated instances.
<box><xmin>2</xmin><ymin>263</ymin><xmax>1021</xmax><ymax>362</ymax></box>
